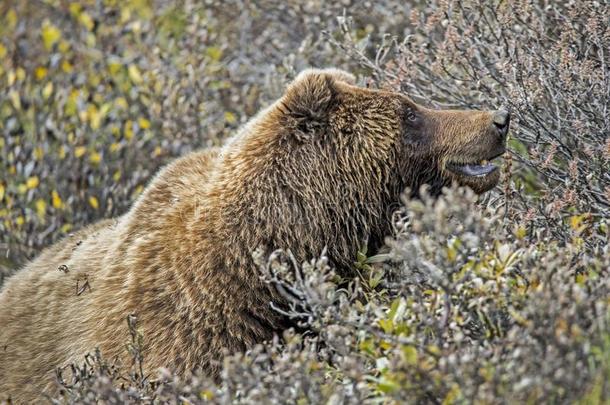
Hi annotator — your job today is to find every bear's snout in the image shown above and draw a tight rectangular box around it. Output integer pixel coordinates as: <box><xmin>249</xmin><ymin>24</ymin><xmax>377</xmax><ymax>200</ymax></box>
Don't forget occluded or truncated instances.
<box><xmin>492</xmin><ymin>110</ymin><xmax>510</xmax><ymax>139</ymax></box>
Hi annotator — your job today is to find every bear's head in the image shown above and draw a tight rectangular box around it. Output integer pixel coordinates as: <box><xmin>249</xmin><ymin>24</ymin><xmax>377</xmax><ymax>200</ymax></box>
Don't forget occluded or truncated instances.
<box><xmin>218</xmin><ymin>68</ymin><xmax>509</xmax><ymax>269</ymax></box>
<box><xmin>279</xmin><ymin>68</ymin><xmax>509</xmax><ymax>196</ymax></box>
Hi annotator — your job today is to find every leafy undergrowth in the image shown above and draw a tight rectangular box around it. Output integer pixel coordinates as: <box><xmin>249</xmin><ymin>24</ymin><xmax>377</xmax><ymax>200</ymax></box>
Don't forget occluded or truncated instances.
<box><xmin>1</xmin><ymin>0</ymin><xmax>609</xmax><ymax>403</ymax></box>
<box><xmin>42</xmin><ymin>188</ymin><xmax>609</xmax><ymax>404</ymax></box>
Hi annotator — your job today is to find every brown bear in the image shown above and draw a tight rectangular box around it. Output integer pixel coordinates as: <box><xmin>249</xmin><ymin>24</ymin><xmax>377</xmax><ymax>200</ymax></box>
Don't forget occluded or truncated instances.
<box><xmin>0</xmin><ymin>68</ymin><xmax>509</xmax><ymax>402</ymax></box>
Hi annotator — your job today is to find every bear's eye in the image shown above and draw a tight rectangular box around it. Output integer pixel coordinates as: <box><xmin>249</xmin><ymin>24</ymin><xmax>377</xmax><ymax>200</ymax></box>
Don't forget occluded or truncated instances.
<box><xmin>404</xmin><ymin>110</ymin><xmax>421</xmax><ymax>126</ymax></box>
<box><xmin>401</xmin><ymin>104</ymin><xmax>422</xmax><ymax>131</ymax></box>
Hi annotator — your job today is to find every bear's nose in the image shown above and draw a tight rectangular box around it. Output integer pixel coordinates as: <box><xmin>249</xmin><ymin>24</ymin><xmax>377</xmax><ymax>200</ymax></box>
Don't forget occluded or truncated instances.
<box><xmin>493</xmin><ymin>110</ymin><xmax>510</xmax><ymax>138</ymax></box>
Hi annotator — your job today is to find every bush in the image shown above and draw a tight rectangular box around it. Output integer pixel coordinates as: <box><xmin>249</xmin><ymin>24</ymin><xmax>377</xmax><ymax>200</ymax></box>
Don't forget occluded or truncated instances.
<box><xmin>0</xmin><ymin>0</ymin><xmax>608</xmax><ymax>403</ymax></box>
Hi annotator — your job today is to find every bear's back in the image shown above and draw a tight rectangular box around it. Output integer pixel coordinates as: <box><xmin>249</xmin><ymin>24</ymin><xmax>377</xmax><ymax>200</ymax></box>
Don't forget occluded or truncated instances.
<box><xmin>0</xmin><ymin>148</ymin><xmax>220</xmax><ymax>402</ymax></box>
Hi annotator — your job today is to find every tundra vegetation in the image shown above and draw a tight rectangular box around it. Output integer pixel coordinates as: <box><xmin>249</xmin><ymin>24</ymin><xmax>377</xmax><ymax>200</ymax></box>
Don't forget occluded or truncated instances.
<box><xmin>0</xmin><ymin>0</ymin><xmax>608</xmax><ymax>403</ymax></box>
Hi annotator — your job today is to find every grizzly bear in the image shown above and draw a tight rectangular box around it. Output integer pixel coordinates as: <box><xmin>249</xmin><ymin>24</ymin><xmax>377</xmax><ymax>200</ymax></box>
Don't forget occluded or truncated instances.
<box><xmin>0</xmin><ymin>68</ymin><xmax>509</xmax><ymax>401</ymax></box>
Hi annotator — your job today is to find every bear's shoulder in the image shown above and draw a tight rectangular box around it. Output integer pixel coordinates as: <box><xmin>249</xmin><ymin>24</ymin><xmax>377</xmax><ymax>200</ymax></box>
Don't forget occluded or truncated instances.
<box><xmin>126</xmin><ymin>147</ymin><xmax>221</xmax><ymax>226</ymax></box>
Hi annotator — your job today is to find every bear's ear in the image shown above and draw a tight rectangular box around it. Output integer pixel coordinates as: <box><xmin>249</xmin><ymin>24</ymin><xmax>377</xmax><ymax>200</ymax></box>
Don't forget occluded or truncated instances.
<box><xmin>280</xmin><ymin>68</ymin><xmax>356</xmax><ymax>140</ymax></box>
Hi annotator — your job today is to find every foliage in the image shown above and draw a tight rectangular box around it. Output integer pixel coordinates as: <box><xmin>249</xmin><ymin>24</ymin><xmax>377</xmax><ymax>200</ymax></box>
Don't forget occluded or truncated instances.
<box><xmin>0</xmin><ymin>0</ymin><xmax>608</xmax><ymax>403</ymax></box>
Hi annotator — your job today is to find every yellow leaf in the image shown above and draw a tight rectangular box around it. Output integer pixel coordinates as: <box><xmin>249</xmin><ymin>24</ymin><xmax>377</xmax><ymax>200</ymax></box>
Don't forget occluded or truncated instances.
<box><xmin>16</xmin><ymin>67</ymin><xmax>25</xmax><ymax>81</ymax></box>
<box><xmin>445</xmin><ymin>245</ymin><xmax>457</xmax><ymax>263</ymax></box>
<box><xmin>99</xmin><ymin>103</ymin><xmax>112</xmax><ymax>117</ymax></box>
<box><xmin>426</xmin><ymin>345</ymin><xmax>441</xmax><ymax>355</ymax></box>
<box><xmin>124</xmin><ymin>120</ymin><xmax>134</xmax><ymax>140</ymax></box>
<box><xmin>115</xmin><ymin>97</ymin><xmax>128</xmax><ymax>109</ymax></box>
<box><xmin>26</xmin><ymin>176</ymin><xmax>39</xmax><ymax>189</ymax></box>
<box><xmin>154</xmin><ymin>80</ymin><xmax>163</xmax><ymax>94</ymax></box>
<box><xmin>88</xmin><ymin>73</ymin><xmax>101</xmax><ymax>87</ymax></box>
<box><xmin>15</xmin><ymin>216</ymin><xmax>24</xmax><ymax>226</ymax></box>
<box><xmin>35</xmin><ymin>198</ymin><xmax>46</xmax><ymax>219</ymax></box>
<box><xmin>58</xmin><ymin>39</ymin><xmax>71</xmax><ymax>53</ymax></box>
<box><xmin>108</xmin><ymin>60</ymin><xmax>122</xmax><ymax>76</ymax></box>
<box><xmin>402</xmin><ymin>345</ymin><xmax>418</xmax><ymax>366</ymax></box>
<box><xmin>79</xmin><ymin>12</ymin><xmax>94</xmax><ymax>31</ymax></box>
<box><xmin>42</xmin><ymin>22</ymin><xmax>62</xmax><ymax>50</ymax></box>
<box><xmin>34</xmin><ymin>146</ymin><xmax>44</xmax><ymax>160</ymax></box>
<box><xmin>42</xmin><ymin>82</ymin><xmax>54</xmax><ymax>99</ymax></box>
<box><xmin>79</xmin><ymin>109</ymin><xmax>89</xmax><ymax>123</ymax></box>
<box><xmin>379</xmin><ymin>339</ymin><xmax>392</xmax><ymax>351</ymax></box>
<box><xmin>52</xmin><ymin>190</ymin><xmax>63</xmax><ymax>209</ymax></box>
<box><xmin>206</xmin><ymin>46</ymin><xmax>223</xmax><ymax>61</ymax></box>
<box><xmin>378</xmin><ymin>319</ymin><xmax>393</xmax><ymax>334</ymax></box>
<box><xmin>570</xmin><ymin>215</ymin><xmax>584</xmax><ymax>231</ymax></box>
<box><xmin>8</xmin><ymin>90</ymin><xmax>21</xmax><ymax>110</ymax></box>
<box><xmin>133</xmin><ymin>185</ymin><xmax>144</xmax><ymax>197</ymax></box>
<box><xmin>515</xmin><ymin>225</ymin><xmax>526</xmax><ymax>240</ymax></box>
<box><xmin>224</xmin><ymin>111</ymin><xmax>237</xmax><ymax>124</ymax></box>
<box><xmin>68</xmin><ymin>3</ymin><xmax>82</xmax><ymax>16</ymax></box>
<box><xmin>0</xmin><ymin>44</ymin><xmax>7</xmax><ymax>59</ymax></box>
<box><xmin>61</xmin><ymin>223</ymin><xmax>72</xmax><ymax>233</ymax></box>
<box><xmin>138</xmin><ymin>117</ymin><xmax>150</xmax><ymax>129</ymax></box>
<box><xmin>442</xmin><ymin>384</ymin><xmax>461</xmax><ymax>405</ymax></box>
<box><xmin>35</xmin><ymin>66</ymin><xmax>48</xmax><ymax>80</ymax></box>
<box><xmin>7</xmin><ymin>70</ymin><xmax>16</xmax><ymax>86</ymax></box>
<box><xmin>0</xmin><ymin>184</ymin><xmax>4</xmax><ymax>201</ymax></box>
<box><xmin>89</xmin><ymin>151</ymin><xmax>102</xmax><ymax>164</ymax></box>
<box><xmin>113</xmin><ymin>170</ymin><xmax>122</xmax><ymax>182</ymax></box>
<box><xmin>200</xmin><ymin>390</ymin><xmax>214</xmax><ymax>400</ymax></box>
<box><xmin>154</xmin><ymin>146</ymin><xmax>162</xmax><ymax>157</ymax></box>
<box><xmin>88</xmin><ymin>104</ymin><xmax>102</xmax><ymax>129</ymax></box>
<box><xmin>120</xmin><ymin>6</ymin><xmax>131</xmax><ymax>23</ymax></box>
<box><xmin>85</xmin><ymin>32</ymin><xmax>96</xmax><ymax>47</ymax></box>
<box><xmin>128</xmin><ymin>64</ymin><xmax>143</xmax><ymax>84</ymax></box>
<box><xmin>61</xmin><ymin>60</ymin><xmax>73</xmax><ymax>73</ymax></box>
<box><xmin>58</xmin><ymin>145</ymin><xmax>66</xmax><ymax>159</ymax></box>
<box><xmin>7</xmin><ymin>9</ymin><xmax>17</xmax><ymax>30</ymax></box>
<box><xmin>89</xmin><ymin>196</ymin><xmax>99</xmax><ymax>209</ymax></box>
<box><xmin>65</xmin><ymin>90</ymin><xmax>79</xmax><ymax>116</ymax></box>
<box><xmin>110</xmin><ymin>142</ymin><xmax>121</xmax><ymax>153</ymax></box>
<box><xmin>75</xmin><ymin>146</ymin><xmax>87</xmax><ymax>158</ymax></box>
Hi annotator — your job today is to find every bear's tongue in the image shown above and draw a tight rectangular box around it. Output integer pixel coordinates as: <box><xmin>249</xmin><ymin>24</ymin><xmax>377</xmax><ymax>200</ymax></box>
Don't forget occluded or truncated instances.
<box><xmin>451</xmin><ymin>162</ymin><xmax>496</xmax><ymax>177</ymax></box>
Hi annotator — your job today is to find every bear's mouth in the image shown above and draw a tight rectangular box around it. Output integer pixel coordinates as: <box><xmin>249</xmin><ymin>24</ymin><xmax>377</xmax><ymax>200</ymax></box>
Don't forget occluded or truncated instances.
<box><xmin>446</xmin><ymin>151</ymin><xmax>505</xmax><ymax>178</ymax></box>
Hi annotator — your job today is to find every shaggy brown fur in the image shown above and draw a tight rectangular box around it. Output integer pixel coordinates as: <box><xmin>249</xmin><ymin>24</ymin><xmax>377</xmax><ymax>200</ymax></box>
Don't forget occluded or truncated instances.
<box><xmin>0</xmin><ymin>68</ymin><xmax>508</xmax><ymax>402</ymax></box>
